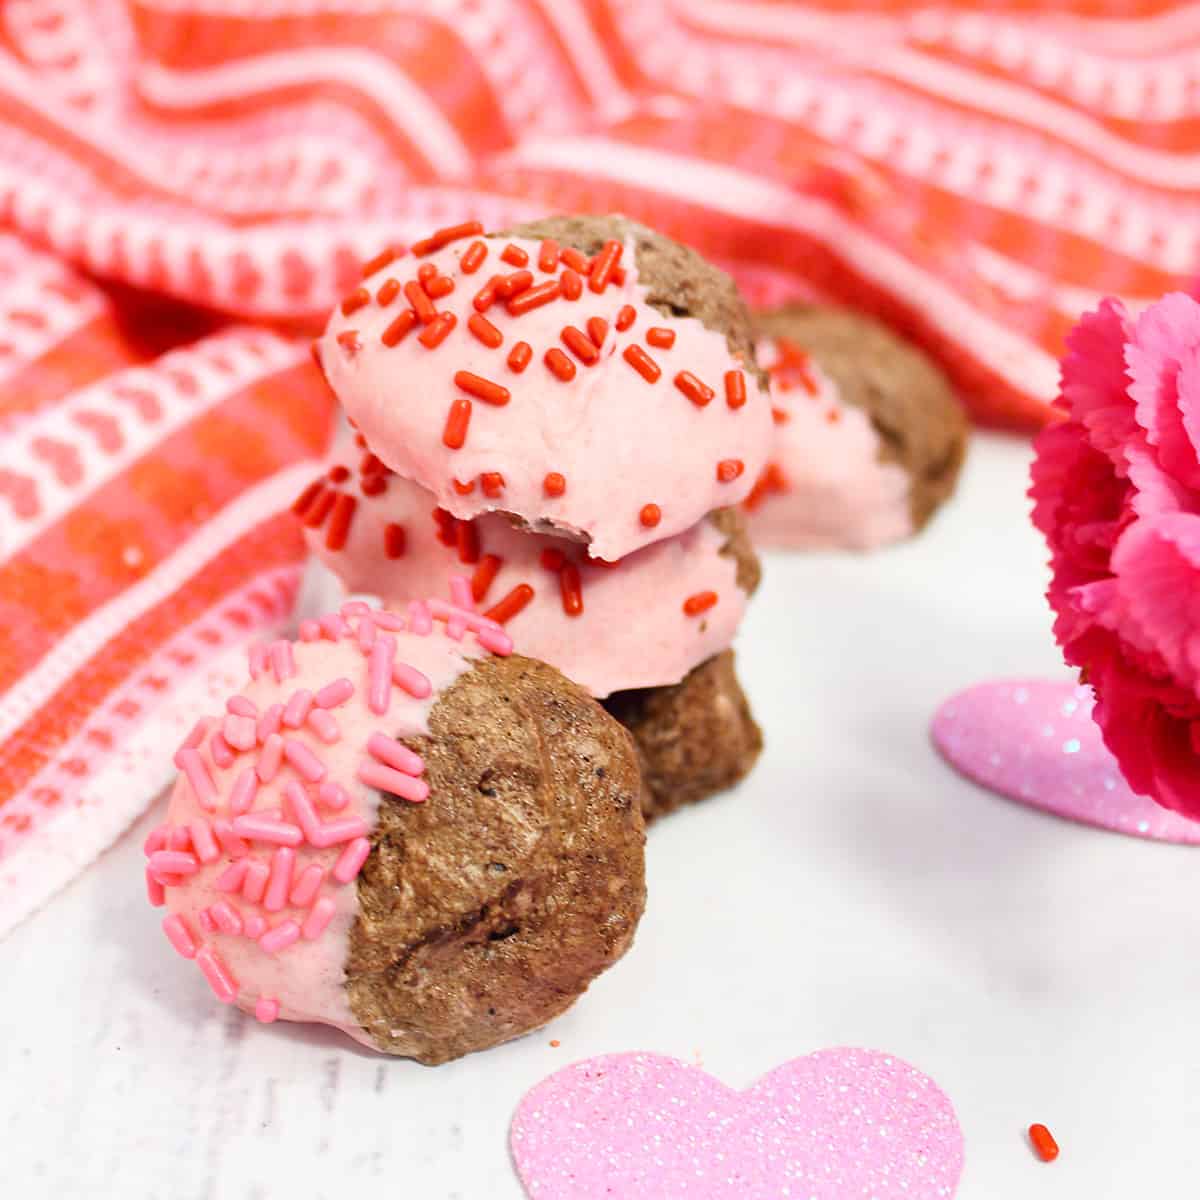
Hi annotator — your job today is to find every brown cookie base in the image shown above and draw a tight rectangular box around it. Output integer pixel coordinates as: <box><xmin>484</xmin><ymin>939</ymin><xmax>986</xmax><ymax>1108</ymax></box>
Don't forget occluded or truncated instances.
<box><xmin>604</xmin><ymin>650</ymin><xmax>762</xmax><ymax>823</ymax></box>
<box><xmin>346</xmin><ymin>654</ymin><xmax>646</xmax><ymax>1064</ymax></box>
<box><xmin>754</xmin><ymin>305</ymin><xmax>968</xmax><ymax>532</ymax></box>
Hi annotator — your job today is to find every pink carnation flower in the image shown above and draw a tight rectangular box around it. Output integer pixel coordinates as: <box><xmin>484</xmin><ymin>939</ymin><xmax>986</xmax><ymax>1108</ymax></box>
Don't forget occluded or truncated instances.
<box><xmin>1030</xmin><ymin>293</ymin><xmax>1200</xmax><ymax>816</ymax></box>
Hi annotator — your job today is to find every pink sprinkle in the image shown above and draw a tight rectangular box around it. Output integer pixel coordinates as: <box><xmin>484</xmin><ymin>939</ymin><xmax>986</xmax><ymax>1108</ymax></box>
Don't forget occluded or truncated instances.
<box><xmin>210</xmin><ymin>899</ymin><xmax>243</xmax><ymax>936</ymax></box>
<box><xmin>145</xmin><ymin>867</ymin><xmax>166</xmax><ymax>906</ymax></box>
<box><xmin>229</xmin><ymin>768</ymin><xmax>259</xmax><ymax>816</ymax></box>
<box><xmin>368</xmin><ymin>636</ymin><xmax>396</xmax><ymax>714</ymax></box>
<box><xmin>162</xmin><ymin>914</ymin><xmax>197</xmax><ymax>958</ymax></box>
<box><xmin>306</xmin><ymin>708</ymin><xmax>340</xmax><ymax>744</ymax></box>
<box><xmin>168</xmin><ymin>826</ymin><xmax>192</xmax><ymax>852</ymax></box>
<box><xmin>255</xmin><ymin>996</ymin><xmax>280</xmax><ymax>1023</ymax></box>
<box><xmin>407</xmin><ymin>600</ymin><xmax>432</xmax><ymax>635</ymax></box>
<box><xmin>264</xmin><ymin>847</ymin><xmax>296</xmax><ymax>912</ymax></box>
<box><xmin>148</xmin><ymin>850</ymin><xmax>199</xmax><ymax>877</ymax></box>
<box><xmin>270</xmin><ymin>639</ymin><xmax>296</xmax><ymax>683</ymax></box>
<box><xmin>213</xmin><ymin>818</ymin><xmax>250</xmax><ymax>859</ymax></box>
<box><xmin>302</xmin><ymin>897</ymin><xmax>336</xmax><ymax>940</ymax></box>
<box><xmin>259</xmin><ymin>920</ymin><xmax>301</xmax><ymax>955</ymax></box>
<box><xmin>209</xmin><ymin>732</ymin><xmax>235</xmax><ymax>769</ymax></box>
<box><xmin>289</xmin><ymin>863</ymin><xmax>325</xmax><ymax>907</ymax></box>
<box><xmin>477</xmin><ymin>626</ymin><xmax>513</xmax><ymax>656</ymax></box>
<box><xmin>367</xmin><ymin>731</ymin><xmax>424</xmax><ymax>776</ymax></box>
<box><xmin>243</xmin><ymin>914</ymin><xmax>267</xmax><ymax>939</ymax></box>
<box><xmin>282</xmin><ymin>689</ymin><xmax>314</xmax><ymax>728</ymax></box>
<box><xmin>197</xmin><ymin>908</ymin><xmax>217</xmax><ymax>933</ymax></box>
<box><xmin>319</xmin><ymin>613</ymin><xmax>350</xmax><ymax>640</ymax></box>
<box><xmin>308</xmin><ymin>814</ymin><xmax>371</xmax><ymax>849</ymax></box>
<box><xmin>298</xmin><ymin>619</ymin><xmax>321</xmax><ymax>642</ymax></box>
<box><xmin>371</xmin><ymin>610</ymin><xmax>406</xmax><ymax>632</ymax></box>
<box><xmin>428</xmin><ymin>598</ymin><xmax>502</xmax><ymax>634</ymax></box>
<box><xmin>196</xmin><ymin>946</ymin><xmax>238</xmax><ymax>1002</ymax></box>
<box><xmin>232</xmin><ymin>814</ymin><xmax>304</xmax><ymax>847</ymax></box>
<box><xmin>216</xmin><ymin>860</ymin><xmax>249</xmax><ymax>893</ymax></box>
<box><xmin>282</xmin><ymin>780</ymin><xmax>320</xmax><ymax>840</ymax></box>
<box><xmin>189</xmin><ymin>819</ymin><xmax>220</xmax><ymax>864</ymax></box>
<box><xmin>450</xmin><ymin>575</ymin><xmax>475</xmax><ymax>611</ymax></box>
<box><xmin>242</xmin><ymin>859</ymin><xmax>270</xmax><ymax>904</ymax></box>
<box><xmin>392</xmin><ymin>661</ymin><xmax>432</xmax><ymax>699</ymax></box>
<box><xmin>357</xmin><ymin>615</ymin><xmax>378</xmax><ymax>652</ymax></box>
<box><xmin>342</xmin><ymin>600</ymin><xmax>371</xmax><ymax>617</ymax></box>
<box><xmin>226</xmin><ymin>695</ymin><xmax>257</xmax><ymax>718</ymax></box>
<box><xmin>358</xmin><ymin>760</ymin><xmax>430</xmax><ymax>804</ymax></box>
<box><xmin>283</xmin><ymin>738</ymin><xmax>327</xmax><ymax>782</ymax></box>
<box><xmin>318</xmin><ymin>781</ymin><xmax>349</xmax><ymax>811</ymax></box>
<box><xmin>176</xmin><ymin>748</ymin><xmax>217</xmax><ymax>809</ymax></box>
<box><xmin>143</xmin><ymin>824</ymin><xmax>168</xmax><ymax>856</ymax></box>
<box><xmin>223</xmin><ymin>714</ymin><xmax>257</xmax><ymax>752</ymax></box>
<box><xmin>256</xmin><ymin>733</ymin><xmax>284</xmax><ymax>782</ymax></box>
<box><xmin>333</xmin><ymin>837</ymin><xmax>371</xmax><ymax>884</ymax></box>
<box><xmin>256</xmin><ymin>703</ymin><xmax>283</xmax><ymax>743</ymax></box>
<box><xmin>315</xmin><ymin>678</ymin><xmax>354</xmax><ymax>708</ymax></box>
<box><xmin>248</xmin><ymin>643</ymin><xmax>267</xmax><ymax>678</ymax></box>
<box><xmin>178</xmin><ymin>719</ymin><xmax>207</xmax><ymax>753</ymax></box>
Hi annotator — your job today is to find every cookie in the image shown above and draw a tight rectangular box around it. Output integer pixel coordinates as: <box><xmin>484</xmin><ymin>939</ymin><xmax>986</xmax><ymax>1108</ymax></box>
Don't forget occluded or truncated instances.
<box><xmin>747</xmin><ymin>306</ymin><xmax>968</xmax><ymax>550</ymax></box>
<box><xmin>145</xmin><ymin>598</ymin><xmax>645</xmax><ymax>1063</ymax></box>
<box><xmin>316</xmin><ymin>216</ymin><xmax>772</xmax><ymax>562</ymax></box>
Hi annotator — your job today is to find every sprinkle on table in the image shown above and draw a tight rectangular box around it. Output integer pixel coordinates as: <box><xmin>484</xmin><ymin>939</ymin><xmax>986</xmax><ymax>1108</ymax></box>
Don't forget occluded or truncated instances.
<box><xmin>1028</xmin><ymin>1124</ymin><xmax>1059</xmax><ymax>1163</ymax></box>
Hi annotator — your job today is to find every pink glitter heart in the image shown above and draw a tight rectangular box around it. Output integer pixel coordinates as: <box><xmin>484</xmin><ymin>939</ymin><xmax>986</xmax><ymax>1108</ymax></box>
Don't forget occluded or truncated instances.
<box><xmin>932</xmin><ymin>678</ymin><xmax>1200</xmax><ymax>844</ymax></box>
<box><xmin>510</xmin><ymin>1049</ymin><xmax>964</xmax><ymax>1199</ymax></box>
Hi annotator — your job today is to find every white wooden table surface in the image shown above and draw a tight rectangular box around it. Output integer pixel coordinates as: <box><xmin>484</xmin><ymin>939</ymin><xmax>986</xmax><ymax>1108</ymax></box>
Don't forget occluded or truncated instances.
<box><xmin>3</xmin><ymin>433</ymin><xmax>1199</xmax><ymax>1200</ymax></box>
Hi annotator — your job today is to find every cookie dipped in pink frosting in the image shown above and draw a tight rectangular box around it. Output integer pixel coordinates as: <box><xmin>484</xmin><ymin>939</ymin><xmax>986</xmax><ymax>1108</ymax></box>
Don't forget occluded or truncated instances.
<box><xmin>316</xmin><ymin>219</ymin><xmax>772</xmax><ymax>563</ymax></box>
<box><xmin>295</xmin><ymin>445</ymin><xmax>750</xmax><ymax>698</ymax></box>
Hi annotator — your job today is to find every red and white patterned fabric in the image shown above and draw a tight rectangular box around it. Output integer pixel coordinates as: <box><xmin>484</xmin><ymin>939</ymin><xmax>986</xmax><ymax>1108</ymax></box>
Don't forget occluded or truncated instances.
<box><xmin>1</xmin><ymin>0</ymin><xmax>1197</xmax><ymax>934</ymax></box>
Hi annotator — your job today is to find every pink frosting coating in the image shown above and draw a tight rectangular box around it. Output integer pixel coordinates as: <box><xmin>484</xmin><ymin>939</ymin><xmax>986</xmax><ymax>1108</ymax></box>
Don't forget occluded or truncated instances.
<box><xmin>745</xmin><ymin>338</ymin><xmax>912</xmax><ymax>551</ymax></box>
<box><xmin>147</xmin><ymin>601</ymin><xmax>507</xmax><ymax>1045</ymax></box>
<box><xmin>318</xmin><ymin>232</ymin><xmax>772</xmax><ymax>562</ymax></box>
<box><xmin>301</xmin><ymin>446</ymin><xmax>747</xmax><ymax>698</ymax></box>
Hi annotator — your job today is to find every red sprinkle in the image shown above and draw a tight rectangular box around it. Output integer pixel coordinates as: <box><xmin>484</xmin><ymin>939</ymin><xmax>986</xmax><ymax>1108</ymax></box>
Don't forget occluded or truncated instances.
<box><xmin>611</xmin><ymin>266</ymin><xmax>626</xmax><ymax>285</ymax></box>
<box><xmin>336</xmin><ymin>330</ymin><xmax>360</xmax><ymax>354</ymax></box>
<box><xmin>646</xmin><ymin>326</ymin><xmax>676</xmax><ymax>349</ymax></box>
<box><xmin>473</xmin><ymin>276</ymin><xmax>500</xmax><ymax>312</ymax></box>
<box><xmin>375</xmin><ymin>277</ymin><xmax>401</xmax><ymax>306</ymax></box>
<box><xmin>725</xmin><ymin>369</ymin><xmax>747</xmax><ymax>409</ymax></box>
<box><xmin>743</xmin><ymin>462</ymin><xmax>788</xmax><ymax>511</ymax></box>
<box><xmin>468</xmin><ymin>313</ymin><xmax>503</xmax><ymax>348</ymax></box>
<box><xmin>443</xmin><ymin>398</ymin><xmax>471</xmax><ymax>448</ymax></box>
<box><xmin>325</xmin><ymin>494</ymin><xmax>357</xmax><ymax>551</ymax></box>
<box><xmin>559</xmin><ymin>246</ymin><xmax>590</xmax><ymax>273</ymax></box>
<box><xmin>615</xmin><ymin>304</ymin><xmax>636</xmax><ymax>332</ymax></box>
<box><xmin>361</xmin><ymin>474</ymin><xmax>387</xmax><ymax>496</ymax></box>
<box><xmin>291</xmin><ymin>479</ymin><xmax>324</xmax><ymax>518</ymax></box>
<box><xmin>1028</xmin><ymin>1124</ymin><xmax>1059</xmax><ymax>1163</ymax></box>
<box><xmin>460</xmin><ymin>240</ymin><xmax>487</xmax><ymax>274</ymax></box>
<box><xmin>560</xmin><ymin>564</ymin><xmax>583</xmax><ymax>617</ymax></box>
<box><xmin>360</xmin><ymin>451</ymin><xmax>386</xmax><ymax>475</ymax></box>
<box><xmin>484</xmin><ymin>584</ymin><xmax>534</xmax><ymax>624</ymax></box>
<box><xmin>303</xmin><ymin>489</ymin><xmax>336</xmax><ymax>527</ymax></box>
<box><xmin>562</xmin><ymin>325</ymin><xmax>599</xmax><ymax>365</ymax></box>
<box><xmin>340</xmin><ymin>287</ymin><xmax>369</xmax><ymax>316</ymax></box>
<box><xmin>560</xmin><ymin>269</ymin><xmax>583</xmax><ymax>300</ymax></box>
<box><xmin>497</xmin><ymin>269</ymin><xmax>534</xmax><ymax>299</ymax></box>
<box><xmin>455</xmin><ymin>370</ymin><xmax>510</xmax><ymax>406</ymax></box>
<box><xmin>639</xmin><ymin>503</ymin><xmax>661</xmax><ymax>528</ymax></box>
<box><xmin>417</xmin><ymin>311</ymin><xmax>456</xmax><ymax>349</ymax></box>
<box><xmin>501</xmin><ymin>243</ymin><xmax>529</xmax><ymax>267</ymax></box>
<box><xmin>588</xmin><ymin>239</ymin><xmax>622</xmax><ymax>293</ymax></box>
<box><xmin>716</xmin><ymin>458</ymin><xmax>745</xmax><ymax>482</ymax></box>
<box><xmin>480</xmin><ymin>471</ymin><xmax>505</xmax><ymax>498</ymax></box>
<box><xmin>411</xmin><ymin>220</ymin><xmax>483</xmax><ymax>256</ymax></box>
<box><xmin>544</xmin><ymin>348</ymin><xmax>576</xmax><ymax>381</ymax></box>
<box><xmin>381</xmin><ymin>309</ymin><xmax>417</xmax><ymax>347</ymax></box>
<box><xmin>456</xmin><ymin>520</ymin><xmax>480</xmax><ymax>564</ymax></box>
<box><xmin>675</xmin><ymin>371</ymin><xmax>714</xmax><ymax>407</ymax></box>
<box><xmin>540</xmin><ymin>547</ymin><xmax>565</xmax><ymax>572</ymax></box>
<box><xmin>452</xmin><ymin>477</ymin><xmax>476</xmax><ymax>495</ymax></box>
<box><xmin>507</xmin><ymin>280</ymin><xmax>561</xmax><ymax>316</ymax></box>
<box><xmin>384</xmin><ymin>523</ymin><xmax>406</xmax><ymax>558</ymax></box>
<box><xmin>433</xmin><ymin>507</ymin><xmax>457</xmax><ymax>545</ymax></box>
<box><xmin>417</xmin><ymin>263</ymin><xmax>437</xmax><ymax>285</ymax></box>
<box><xmin>361</xmin><ymin>245</ymin><xmax>401</xmax><ymax>278</ymax></box>
<box><xmin>328</xmin><ymin>464</ymin><xmax>351</xmax><ymax>483</ymax></box>
<box><xmin>587</xmin><ymin>317</ymin><xmax>608</xmax><ymax>347</ymax></box>
<box><xmin>543</xmin><ymin>471</ymin><xmax>566</xmax><ymax>497</ymax></box>
<box><xmin>425</xmin><ymin>274</ymin><xmax>454</xmax><ymax>299</ymax></box>
<box><xmin>623</xmin><ymin>344</ymin><xmax>661</xmax><ymax>383</ymax></box>
<box><xmin>508</xmin><ymin>341</ymin><xmax>532</xmax><ymax>373</ymax></box>
<box><xmin>404</xmin><ymin>280</ymin><xmax>437</xmax><ymax>324</ymax></box>
<box><xmin>683</xmin><ymin>590</ymin><xmax>718</xmax><ymax>616</ymax></box>
<box><xmin>538</xmin><ymin>239</ymin><xmax>559</xmax><ymax>272</ymax></box>
<box><xmin>471</xmin><ymin>554</ymin><xmax>502</xmax><ymax>602</ymax></box>
<box><xmin>772</xmin><ymin>406</ymin><xmax>791</xmax><ymax>425</ymax></box>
